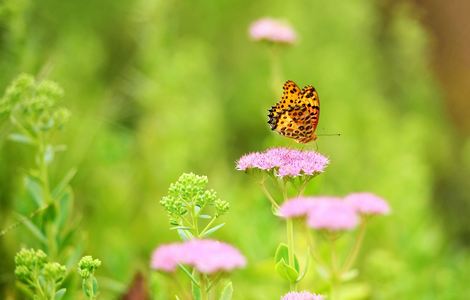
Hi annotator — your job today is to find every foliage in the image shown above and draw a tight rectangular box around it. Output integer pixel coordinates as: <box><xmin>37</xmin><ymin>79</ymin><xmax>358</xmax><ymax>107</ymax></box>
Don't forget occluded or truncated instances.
<box><xmin>78</xmin><ymin>256</ymin><xmax>101</xmax><ymax>300</ymax></box>
<box><xmin>0</xmin><ymin>0</ymin><xmax>468</xmax><ymax>299</ymax></box>
<box><xmin>14</xmin><ymin>248</ymin><xmax>67</xmax><ymax>300</ymax></box>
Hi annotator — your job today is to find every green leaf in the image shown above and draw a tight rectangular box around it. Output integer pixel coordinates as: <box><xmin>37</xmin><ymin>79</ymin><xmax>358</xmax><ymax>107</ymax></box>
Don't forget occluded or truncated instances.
<box><xmin>178</xmin><ymin>265</ymin><xmax>199</xmax><ymax>286</ymax></box>
<box><xmin>92</xmin><ymin>277</ymin><xmax>99</xmax><ymax>295</ymax></box>
<box><xmin>275</xmin><ymin>258</ymin><xmax>299</xmax><ymax>283</ymax></box>
<box><xmin>274</xmin><ymin>243</ymin><xmax>288</xmax><ymax>263</ymax></box>
<box><xmin>201</xmin><ymin>223</ymin><xmax>225</xmax><ymax>237</ymax></box>
<box><xmin>52</xmin><ymin>168</ymin><xmax>77</xmax><ymax>199</ymax></box>
<box><xmin>9</xmin><ymin>133</ymin><xmax>34</xmax><ymax>145</ymax></box>
<box><xmin>55</xmin><ymin>188</ymin><xmax>73</xmax><ymax>230</ymax></box>
<box><xmin>15</xmin><ymin>213</ymin><xmax>47</xmax><ymax>244</ymax></box>
<box><xmin>340</xmin><ymin>269</ymin><xmax>359</xmax><ymax>282</ymax></box>
<box><xmin>177</xmin><ymin>229</ymin><xmax>193</xmax><ymax>241</ymax></box>
<box><xmin>170</xmin><ymin>225</ymin><xmax>192</xmax><ymax>231</ymax></box>
<box><xmin>64</xmin><ymin>242</ymin><xmax>82</xmax><ymax>269</ymax></box>
<box><xmin>82</xmin><ymin>279</ymin><xmax>91</xmax><ymax>298</ymax></box>
<box><xmin>219</xmin><ymin>281</ymin><xmax>233</xmax><ymax>300</ymax></box>
<box><xmin>44</xmin><ymin>144</ymin><xmax>55</xmax><ymax>164</ymax></box>
<box><xmin>54</xmin><ymin>288</ymin><xmax>66</xmax><ymax>300</ymax></box>
<box><xmin>191</xmin><ymin>281</ymin><xmax>201</xmax><ymax>300</ymax></box>
<box><xmin>274</xmin><ymin>243</ymin><xmax>300</xmax><ymax>272</ymax></box>
<box><xmin>296</xmin><ymin>248</ymin><xmax>310</xmax><ymax>283</ymax></box>
<box><xmin>25</xmin><ymin>175</ymin><xmax>44</xmax><ymax>207</ymax></box>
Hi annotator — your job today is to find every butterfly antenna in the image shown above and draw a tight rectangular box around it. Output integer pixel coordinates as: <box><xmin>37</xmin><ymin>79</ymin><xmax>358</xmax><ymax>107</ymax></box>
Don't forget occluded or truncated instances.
<box><xmin>317</xmin><ymin>133</ymin><xmax>341</xmax><ymax>137</ymax></box>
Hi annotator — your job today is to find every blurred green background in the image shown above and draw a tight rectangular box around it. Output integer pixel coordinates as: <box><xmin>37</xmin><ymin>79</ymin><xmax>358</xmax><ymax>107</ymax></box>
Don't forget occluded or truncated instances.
<box><xmin>1</xmin><ymin>0</ymin><xmax>469</xmax><ymax>299</ymax></box>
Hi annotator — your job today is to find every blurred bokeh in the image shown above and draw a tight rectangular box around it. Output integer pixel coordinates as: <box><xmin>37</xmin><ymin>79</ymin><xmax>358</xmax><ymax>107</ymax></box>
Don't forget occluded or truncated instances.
<box><xmin>1</xmin><ymin>0</ymin><xmax>469</xmax><ymax>299</ymax></box>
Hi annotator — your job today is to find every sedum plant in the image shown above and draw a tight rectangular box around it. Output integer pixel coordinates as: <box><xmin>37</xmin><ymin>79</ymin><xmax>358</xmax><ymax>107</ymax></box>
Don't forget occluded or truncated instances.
<box><xmin>1</xmin><ymin>74</ymin><xmax>101</xmax><ymax>299</ymax></box>
<box><xmin>78</xmin><ymin>256</ymin><xmax>102</xmax><ymax>300</ymax></box>
<box><xmin>153</xmin><ymin>172</ymin><xmax>242</xmax><ymax>300</ymax></box>
<box><xmin>14</xmin><ymin>248</ymin><xmax>67</xmax><ymax>300</ymax></box>
<box><xmin>160</xmin><ymin>172</ymin><xmax>229</xmax><ymax>239</ymax></box>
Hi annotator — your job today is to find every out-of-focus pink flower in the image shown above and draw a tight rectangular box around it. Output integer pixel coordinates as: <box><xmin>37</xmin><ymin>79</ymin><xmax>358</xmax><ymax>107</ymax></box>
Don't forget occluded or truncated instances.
<box><xmin>150</xmin><ymin>239</ymin><xmax>246</xmax><ymax>274</ymax></box>
<box><xmin>281</xmin><ymin>291</ymin><xmax>325</xmax><ymax>300</ymax></box>
<box><xmin>185</xmin><ymin>239</ymin><xmax>246</xmax><ymax>273</ymax></box>
<box><xmin>278</xmin><ymin>196</ymin><xmax>339</xmax><ymax>218</ymax></box>
<box><xmin>150</xmin><ymin>243</ymin><xmax>185</xmax><ymax>272</ymax></box>
<box><xmin>249</xmin><ymin>18</ymin><xmax>297</xmax><ymax>44</ymax></box>
<box><xmin>345</xmin><ymin>192</ymin><xmax>390</xmax><ymax>216</ymax></box>
<box><xmin>236</xmin><ymin>148</ymin><xmax>328</xmax><ymax>178</ymax></box>
<box><xmin>307</xmin><ymin>199</ymin><xmax>359</xmax><ymax>231</ymax></box>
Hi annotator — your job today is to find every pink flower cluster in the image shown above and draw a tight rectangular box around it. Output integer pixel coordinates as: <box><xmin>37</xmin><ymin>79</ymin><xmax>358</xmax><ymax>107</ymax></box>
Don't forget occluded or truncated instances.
<box><xmin>345</xmin><ymin>192</ymin><xmax>390</xmax><ymax>215</ymax></box>
<box><xmin>249</xmin><ymin>18</ymin><xmax>297</xmax><ymax>44</ymax></box>
<box><xmin>236</xmin><ymin>148</ymin><xmax>329</xmax><ymax>178</ymax></box>
<box><xmin>279</xmin><ymin>193</ymin><xmax>390</xmax><ymax>231</ymax></box>
<box><xmin>281</xmin><ymin>291</ymin><xmax>324</xmax><ymax>300</ymax></box>
<box><xmin>150</xmin><ymin>239</ymin><xmax>246</xmax><ymax>274</ymax></box>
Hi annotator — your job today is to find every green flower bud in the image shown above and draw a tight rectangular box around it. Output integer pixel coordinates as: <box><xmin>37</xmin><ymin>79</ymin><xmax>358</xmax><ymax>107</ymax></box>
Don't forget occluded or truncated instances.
<box><xmin>78</xmin><ymin>256</ymin><xmax>101</xmax><ymax>280</ymax></box>
<box><xmin>215</xmin><ymin>199</ymin><xmax>230</xmax><ymax>216</ymax></box>
<box><xmin>43</xmin><ymin>262</ymin><xmax>67</xmax><ymax>283</ymax></box>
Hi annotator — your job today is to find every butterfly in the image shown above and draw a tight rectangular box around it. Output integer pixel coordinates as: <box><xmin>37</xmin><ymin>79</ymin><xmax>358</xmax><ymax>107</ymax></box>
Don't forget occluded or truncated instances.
<box><xmin>268</xmin><ymin>80</ymin><xmax>320</xmax><ymax>143</ymax></box>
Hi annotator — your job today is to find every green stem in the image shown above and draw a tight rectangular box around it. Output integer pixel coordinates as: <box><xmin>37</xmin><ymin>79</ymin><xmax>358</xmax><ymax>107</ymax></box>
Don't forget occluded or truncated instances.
<box><xmin>37</xmin><ymin>133</ymin><xmax>51</xmax><ymax>205</ymax></box>
<box><xmin>189</xmin><ymin>209</ymin><xmax>199</xmax><ymax>237</ymax></box>
<box><xmin>269</xmin><ymin>44</ymin><xmax>283</xmax><ymax>94</ymax></box>
<box><xmin>304</xmin><ymin>226</ymin><xmax>322</xmax><ymax>265</ymax></box>
<box><xmin>297</xmin><ymin>178</ymin><xmax>308</xmax><ymax>197</ymax></box>
<box><xmin>280</xmin><ymin>179</ymin><xmax>297</xmax><ymax>290</ymax></box>
<box><xmin>329</xmin><ymin>236</ymin><xmax>338</xmax><ymax>300</ymax></box>
<box><xmin>200</xmin><ymin>274</ymin><xmax>209</xmax><ymax>300</ymax></box>
<box><xmin>259</xmin><ymin>180</ymin><xmax>279</xmax><ymax>210</ymax></box>
<box><xmin>37</xmin><ymin>133</ymin><xmax>59</xmax><ymax>259</ymax></box>
<box><xmin>342</xmin><ymin>218</ymin><xmax>368</xmax><ymax>273</ymax></box>
<box><xmin>286</xmin><ymin>218</ymin><xmax>296</xmax><ymax>291</ymax></box>
<box><xmin>199</xmin><ymin>216</ymin><xmax>217</xmax><ymax>237</ymax></box>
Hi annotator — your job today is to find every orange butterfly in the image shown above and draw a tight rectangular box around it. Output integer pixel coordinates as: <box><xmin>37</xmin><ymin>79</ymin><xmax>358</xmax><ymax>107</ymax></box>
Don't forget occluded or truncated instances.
<box><xmin>268</xmin><ymin>80</ymin><xmax>320</xmax><ymax>143</ymax></box>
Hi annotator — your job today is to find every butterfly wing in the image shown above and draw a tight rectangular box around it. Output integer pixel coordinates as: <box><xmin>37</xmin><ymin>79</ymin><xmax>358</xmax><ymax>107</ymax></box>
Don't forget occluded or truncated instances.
<box><xmin>268</xmin><ymin>81</ymin><xmax>320</xmax><ymax>143</ymax></box>
<box><xmin>268</xmin><ymin>80</ymin><xmax>301</xmax><ymax>130</ymax></box>
<box><xmin>292</xmin><ymin>85</ymin><xmax>320</xmax><ymax>143</ymax></box>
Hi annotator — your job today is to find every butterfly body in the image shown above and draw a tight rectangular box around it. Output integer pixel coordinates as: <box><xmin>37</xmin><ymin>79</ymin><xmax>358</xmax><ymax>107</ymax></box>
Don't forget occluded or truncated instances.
<box><xmin>268</xmin><ymin>80</ymin><xmax>320</xmax><ymax>143</ymax></box>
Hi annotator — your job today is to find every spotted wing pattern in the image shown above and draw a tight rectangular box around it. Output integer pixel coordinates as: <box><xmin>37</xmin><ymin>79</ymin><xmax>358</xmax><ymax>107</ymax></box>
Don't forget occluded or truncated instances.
<box><xmin>268</xmin><ymin>80</ymin><xmax>320</xmax><ymax>143</ymax></box>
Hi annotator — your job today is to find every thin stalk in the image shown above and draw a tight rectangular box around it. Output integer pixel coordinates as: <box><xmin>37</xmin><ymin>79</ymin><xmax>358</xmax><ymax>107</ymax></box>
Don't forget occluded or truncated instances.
<box><xmin>280</xmin><ymin>179</ymin><xmax>297</xmax><ymax>290</ymax></box>
<box><xmin>199</xmin><ymin>217</ymin><xmax>217</xmax><ymax>237</ymax></box>
<box><xmin>297</xmin><ymin>178</ymin><xmax>308</xmax><ymax>197</ymax></box>
<box><xmin>37</xmin><ymin>134</ymin><xmax>51</xmax><ymax>205</ymax></box>
<box><xmin>37</xmin><ymin>132</ymin><xmax>59</xmax><ymax>259</ymax></box>
<box><xmin>269</xmin><ymin>44</ymin><xmax>282</xmax><ymax>94</ymax></box>
<box><xmin>286</xmin><ymin>219</ymin><xmax>295</xmax><ymax>267</ymax></box>
<box><xmin>199</xmin><ymin>274</ymin><xmax>209</xmax><ymax>300</ymax></box>
<box><xmin>259</xmin><ymin>180</ymin><xmax>279</xmax><ymax>210</ymax></box>
<box><xmin>329</xmin><ymin>236</ymin><xmax>339</xmax><ymax>300</ymax></box>
<box><xmin>342</xmin><ymin>219</ymin><xmax>368</xmax><ymax>273</ymax></box>
<box><xmin>304</xmin><ymin>226</ymin><xmax>322</xmax><ymax>265</ymax></box>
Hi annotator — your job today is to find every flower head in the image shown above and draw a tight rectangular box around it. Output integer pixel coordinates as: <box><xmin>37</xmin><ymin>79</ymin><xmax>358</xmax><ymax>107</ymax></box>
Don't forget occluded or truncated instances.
<box><xmin>14</xmin><ymin>248</ymin><xmax>47</xmax><ymax>282</ymax></box>
<box><xmin>236</xmin><ymin>148</ymin><xmax>328</xmax><ymax>178</ymax></box>
<box><xmin>278</xmin><ymin>196</ymin><xmax>338</xmax><ymax>218</ymax></box>
<box><xmin>249</xmin><ymin>18</ymin><xmax>297</xmax><ymax>44</ymax></box>
<box><xmin>78</xmin><ymin>256</ymin><xmax>101</xmax><ymax>280</ymax></box>
<box><xmin>345</xmin><ymin>192</ymin><xmax>390</xmax><ymax>216</ymax></box>
<box><xmin>1</xmin><ymin>74</ymin><xmax>69</xmax><ymax>131</ymax></box>
<box><xmin>151</xmin><ymin>239</ymin><xmax>246</xmax><ymax>274</ymax></box>
<box><xmin>307</xmin><ymin>199</ymin><xmax>359</xmax><ymax>231</ymax></box>
<box><xmin>14</xmin><ymin>248</ymin><xmax>67</xmax><ymax>290</ymax></box>
<box><xmin>281</xmin><ymin>291</ymin><xmax>324</xmax><ymax>300</ymax></box>
<box><xmin>150</xmin><ymin>243</ymin><xmax>186</xmax><ymax>272</ymax></box>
